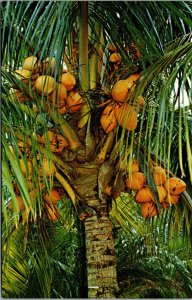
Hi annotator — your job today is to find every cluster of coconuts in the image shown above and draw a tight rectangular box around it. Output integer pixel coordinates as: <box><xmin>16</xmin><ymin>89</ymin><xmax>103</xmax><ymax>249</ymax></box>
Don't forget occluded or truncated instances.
<box><xmin>11</xmin><ymin>55</ymin><xmax>83</xmax><ymax>115</ymax></box>
<box><xmin>8</xmin><ymin>140</ymin><xmax>63</xmax><ymax>222</ymax></box>
<box><xmin>9</xmin><ymin>184</ymin><xmax>62</xmax><ymax>222</ymax></box>
<box><xmin>100</xmin><ymin>42</ymin><xmax>144</xmax><ymax>133</ymax></box>
<box><xmin>125</xmin><ymin>159</ymin><xmax>186</xmax><ymax>218</ymax></box>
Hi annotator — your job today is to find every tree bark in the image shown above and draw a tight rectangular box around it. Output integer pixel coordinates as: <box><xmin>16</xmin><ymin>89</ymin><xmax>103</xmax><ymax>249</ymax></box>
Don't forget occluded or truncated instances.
<box><xmin>84</xmin><ymin>199</ymin><xmax>118</xmax><ymax>298</ymax></box>
<box><xmin>72</xmin><ymin>164</ymin><xmax>119</xmax><ymax>298</ymax></box>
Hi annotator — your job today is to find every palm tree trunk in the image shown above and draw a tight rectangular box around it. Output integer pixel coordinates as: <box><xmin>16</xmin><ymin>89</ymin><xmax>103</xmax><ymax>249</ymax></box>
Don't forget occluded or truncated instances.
<box><xmin>84</xmin><ymin>199</ymin><xmax>118</xmax><ymax>298</ymax></box>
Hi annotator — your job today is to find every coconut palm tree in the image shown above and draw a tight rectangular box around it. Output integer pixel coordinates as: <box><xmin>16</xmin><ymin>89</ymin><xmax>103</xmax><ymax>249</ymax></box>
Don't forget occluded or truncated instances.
<box><xmin>1</xmin><ymin>1</ymin><xmax>192</xmax><ymax>298</ymax></box>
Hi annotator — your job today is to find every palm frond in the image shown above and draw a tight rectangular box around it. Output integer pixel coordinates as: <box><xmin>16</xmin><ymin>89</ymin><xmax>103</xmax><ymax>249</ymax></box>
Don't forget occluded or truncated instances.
<box><xmin>2</xmin><ymin>224</ymin><xmax>30</xmax><ymax>298</ymax></box>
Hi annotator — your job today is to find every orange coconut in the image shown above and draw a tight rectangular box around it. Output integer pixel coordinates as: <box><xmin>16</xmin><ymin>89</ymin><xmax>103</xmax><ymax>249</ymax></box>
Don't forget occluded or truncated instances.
<box><xmin>40</xmin><ymin>157</ymin><xmax>56</xmax><ymax>177</ymax></box>
<box><xmin>127</xmin><ymin>159</ymin><xmax>139</xmax><ymax>174</ymax></box>
<box><xmin>23</xmin><ymin>56</ymin><xmax>37</xmax><ymax>71</ymax></box>
<box><xmin>46</xmin><ymin>204</ymin><xmax>61</xmax><ymax>221</ymax></box>
<box><xmin>126</xmin><ymin>42</ymin><xmax>141</xmax><ymax>60</ymax></box>
<box><xmin>152</xmin><ymin>166</ymin><xmax>166</xmax><ymax>186</ymax></box>
<box><xmin>66</xmin><ymin>91</ymin><xmax>83</xmax><ymax>112</ymax></box>
<box><xmin>34</xmin><ymin>156</ymin><xmax>56</xmax><ymax>177</ymax></box>
<box><xmin>135</xmin><ymin>186</ymin><xmax>154</xmax><ymax>203</ymax></box>
<box><xmin>57</xmin><ymin>105</ymin><xmax>67</xmax><ymax>115</ymax></box>
<box><xmin>35</xmin><ymin>75</ymin><xmax>55</xmax><ymax>95</ymax></box>
<box><xmin>152</xmin><ymin>186</ymin><xmax>168</xmax><ymax>203</ymax></box>
<box><xmin>109</xmin><ymin>53</ymin><xmax>121</xmax><ymax>63</ymax></box>
<box><xmin>15</xmin><ymin>69</ymin><xmax>31</xmax><ymax>83</ymax></box>
<box><xmin>49</xmin><ymin>97</ymin><xmax>66</xmax><ymax>109</ymax></box>
<box><xmin>100</xmin><ymin>104</ymin><xmax>117</xmax><ymax>133</ymax></box>
<box><xmin>111</xmin><ymin>80</ymin><xmax>131</xmax><ymax>103</ymax></box>
<box><xmin>61</xmin><ymin>72</ymin><xmax>76</xmax><ymax>91</ymax></box>
<box><xmin>50</xmin><ymin>134</ymin><xmax>68</xmax><ymax>154</ymax></box>
<box><xmin>126</xmin><ymin>171</ymin><xmax>145</xmax><ymax>190</ymax></box>
<box><xmin>49</xmin><ymin>83</ymin><xmax>67</xmax><ymax>104</ymax></box>
<box><xmin>164</xmin><ymin>177</ymin><xmax>186</xmax><ymax>195</ymax></box>
<box><xmin>114</xmin><ymin>103</ymin><xmax>137</xmax><ymax>131</ymax></box>
<box><xmin>13</xmin><ymin>182</ymin><xmax>21</xmax><ymax>195</ymax></box>
<box><xmin>165</xmin><ymin>194</ymin><xmax>180</xmax><ymax>205</ymax></box>
<box><xmin>38</xmin><ymin>130</ymin><xmax>55</xmax><ymax>144</ymax></box>
<box><xmin>19</xmin><ymin>159</ymin><xmax>32</xmax><ymax>177</ymax></box>
<box><xmin>44</xmin><ymin>189</ymin><xmax>61</xmax><ymax>205</ymax></box>
<box><xmin>22</xmin><ymin>206</ymin><xmax>32</xmax><ymax>224</ymax></box>
<box><xmin>18</xmin><ymin>141</ymin><xmax>30</xmax><ymax>154</ymax></box>
<box><xmin>44</xmin><ymin>57</ymin><xmax>56</xmax><ymax>70</ymax></box>
<box><xmin>132</xmin><ymin>95</ymin><xmax>145</xmax><ymax>112</ymax></box>
<box><xmin>141</xmin><ymin>202</ymin><xmax>158</xmax><ymax>218</ymax></box>
<box><xmin>125</xmin><ymin>73</ymin><xmax>141</xmax><ymax>89</ymax></box>
<box><xmin>9</xmin><ymin>195</ymin><xmax>26</xmax><ymax>212</ymax></box>
<box><xmin>27</xmin><ymin>180</ymin><xmax>44</xmax><ymax>192</ymax></box>
<box><xmin>108</xmin><ymin>43</ymin><xmax>117</xmax><ymax>52</ymax></box>
<box><xmin>10</xmin><ymin>88</ymin><xmax>29</xmax><ymax>103</ymax></box>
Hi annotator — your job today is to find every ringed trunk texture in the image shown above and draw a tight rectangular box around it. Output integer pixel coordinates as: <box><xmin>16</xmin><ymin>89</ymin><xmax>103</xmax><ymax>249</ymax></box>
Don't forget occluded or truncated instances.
<box><xmin>84</xmin><ymin>200</ymin><xmax>118</xmax><ymax>298</ymax></box>
<box><xmin>72</xmin><ymin>163</ymin><xmax>119</xmax><ymax>298</ymax></box>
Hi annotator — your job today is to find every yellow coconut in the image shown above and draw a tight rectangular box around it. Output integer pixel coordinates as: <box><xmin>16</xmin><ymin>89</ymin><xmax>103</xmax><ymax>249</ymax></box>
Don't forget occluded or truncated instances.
<box><xmin>141</xmin><ymin>202</ymin><xmax>158</xmax><ymax>218</ymax></box>
<box><xmin>114</xmin><ymin>103</ymin><xmax>137</xmax><ymax>131</ymax></box>
<box><xmin>15</xmin><ymin>69</ymin><xmax>30</xmax><ymax>83</ymax></box>
<box><xmin>111</xmin><ymin>80</ymin><xmax>131</xmax><ymax>103</ymax></box>
<box><xmin>126</xmin><ymin>171</ymin><xmax>145</xmax><ymax>190</ymax></box>
<box><xmin>44</xmin><ymin>189</ymin><xmax>61</xmax><ymax>205</ymax></box>
<box><xmin>61</xmin><ymin>72</ymin><xmax>76</xmax><ymax>91</ymax></box>
<box><xmin>35</xmin><ymin>75</ymin><xmax>55</xmax><ymax>95</ymax></box>
<box><xmin>135</xmin><ymin>186</ymin><xmax>154</xmax><ymax>203</ymax></box>
<box><xmin>152</xmin><ymin>166</ymin><xmax>166</xmax><ymax>186</ymax></box>
<box><xmin>66</xmin><ymin>91</ymin><xmax>83</xmax><ymax>112</ymax></box>
<box><xmin>164</xmin><ymin>177</ymin><xmax>186</xmax><ymax>195</ymax></box>
<box><xmin>100</xmin><ymin>104</ymin><xmax>117</xmax><ymax>133</ymax></box>
<box><xmin>109</xmin><ymin>53</ymin><xmax>121</xmax><ymax>63</ymax></box>
<box><xmin>23</xmin><ymin>56</ymin><xmax>37</xmax><ymax>71</ymax></box>
<box><xmin>46</xmin><ymin>204</ymin><xmax>61</xmax><ymax>221</ymax></box>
